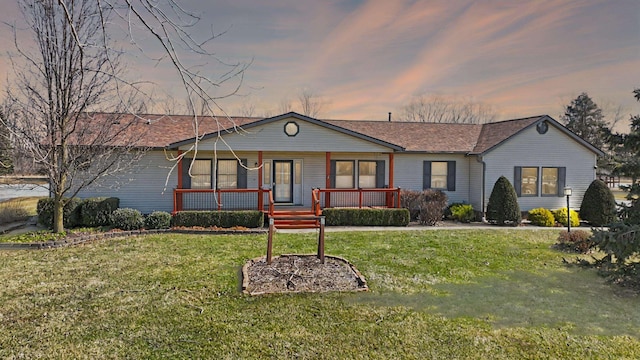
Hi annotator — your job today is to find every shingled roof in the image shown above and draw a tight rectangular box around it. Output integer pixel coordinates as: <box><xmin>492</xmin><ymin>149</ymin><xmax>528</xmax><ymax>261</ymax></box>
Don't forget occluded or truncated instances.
<box><xmin>85</xmin><ymin>112</ymin><xmax>601</xmax><ymax>155</ymax></box>
<box><xmin>87</xmin><ymin>113</ymin><xmax>262</xmax><ymax>148</ymax></box>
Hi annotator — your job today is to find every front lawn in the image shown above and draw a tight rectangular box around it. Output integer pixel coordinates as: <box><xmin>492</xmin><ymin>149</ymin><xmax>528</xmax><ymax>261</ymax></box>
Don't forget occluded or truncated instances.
<box><xmin>1</xmin><ymin>230</ymin><xmax>639</xmax><ymax>358</ymax></box>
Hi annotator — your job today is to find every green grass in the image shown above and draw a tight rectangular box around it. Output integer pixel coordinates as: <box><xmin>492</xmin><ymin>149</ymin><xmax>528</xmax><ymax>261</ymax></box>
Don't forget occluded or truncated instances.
<box><xmin>1</xmin><ymin>230</ymin><xmax>639</xmax><ymax>359</ymax></box>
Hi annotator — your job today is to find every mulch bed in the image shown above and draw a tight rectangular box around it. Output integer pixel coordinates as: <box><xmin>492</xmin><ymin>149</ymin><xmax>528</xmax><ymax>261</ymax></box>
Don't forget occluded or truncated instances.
<box><xmin>242</xmin><ymin>254</ymin><xmax>368</xmax><ymax>295</ymax></box>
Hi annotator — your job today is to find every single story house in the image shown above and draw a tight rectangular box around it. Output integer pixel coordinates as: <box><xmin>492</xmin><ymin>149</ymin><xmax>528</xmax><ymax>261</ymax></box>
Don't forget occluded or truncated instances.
<box><xmin>77</xmin><ymin>112</ymin><xmax>603</xmax><ymax>216</ymax></box>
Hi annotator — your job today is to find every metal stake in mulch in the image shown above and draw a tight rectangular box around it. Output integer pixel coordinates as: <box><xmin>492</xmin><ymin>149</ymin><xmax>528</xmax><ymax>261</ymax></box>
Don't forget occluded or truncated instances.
<box><xmin>266</xmin><ymin>215</ymin><xmax>325</xmax><ymax>264</ymax></box>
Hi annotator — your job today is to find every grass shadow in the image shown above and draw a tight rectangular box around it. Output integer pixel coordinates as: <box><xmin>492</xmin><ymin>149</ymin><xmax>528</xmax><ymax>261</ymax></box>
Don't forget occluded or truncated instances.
<box><xmin>352</xmin><ymin>268</ymin><xmax>640</xmax><ymax>337</ymax></box>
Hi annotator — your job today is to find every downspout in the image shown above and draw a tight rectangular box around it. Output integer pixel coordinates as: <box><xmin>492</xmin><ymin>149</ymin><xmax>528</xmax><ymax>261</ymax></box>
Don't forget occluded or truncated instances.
<box><xmin>476</xmin><ymin>155</ymin><xmax>487</xmax><ymax>222</ymax></box>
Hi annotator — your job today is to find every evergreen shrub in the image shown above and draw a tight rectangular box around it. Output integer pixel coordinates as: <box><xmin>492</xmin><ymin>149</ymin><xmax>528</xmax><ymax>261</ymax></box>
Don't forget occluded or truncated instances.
<box><xmin>110</xmin><ymin>208</ymin><xmax>144</xmax><ymax>230</ymax></box>
<box><xmin>486</xmin><ymin>176</ymin><xmax>521</xmax><ymax>226</ymax></box>
<box><xmin>80</xmin><ymin>197</ymin><xmax>119</xmax><ymax>227</ymax></box>
<box><xmin>322</xmin><ymin>208</ymin><xmax>410</xmax><ymax>226</ymax></box>
<box><xmin>527</xmin><ymin>208</ymin><xmax>555</xmax><ymax>227</ymax></box>
<box><xmin>591</xmin><ymin>223</ymin><xmax>640</xmax><ymax>264</ymax></box>
<box><xmin>172</xmin><ymin>210</ymin><xmax>264</xmax><ymax>228</ymax></box>
<box><xmin>144</xmin><ymin>211</ymin><xmax>172</xmax><ymax>229</ymax></box>
<box><xmin>447</xmin><ymin>203</ymin><xmax>475</xmax><ymax>223</ymax></box>
<box><xmin>579</xmin><ymin>179</ymin><xmax>617</xmax><ymax>226</ymax></box>
<box><xmin>37</xmin><ymin>197</ymin><xmax>83</xmax><ymax>229</ymax></box>
<box><xmin>553</xmin><ymin>207</ymin><xmax>580</xmax><ymax>227</ymax></box>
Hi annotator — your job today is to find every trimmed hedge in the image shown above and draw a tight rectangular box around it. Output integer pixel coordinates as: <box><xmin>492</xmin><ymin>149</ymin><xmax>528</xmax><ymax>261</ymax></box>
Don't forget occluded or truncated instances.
<box><xmin>322</xmin><ymin>208</ymin><xmax>410</xmax><ymax>227</ymax></box>
<box><xmin>37</xmin><ymin>197</ymin><xmax>83</xmax><ymax>229</ymax></box>
<box><xmin>110</xmin><ymin>208</ymin><xmax>144</xmax><ymax>230</ymax></box>
<box><xmin>527</xmin><ymin>208</ymin><xmax>555</xmax><ymax>227</ymax></box>
<box><xmin>172</xmin><ymin>210</ymin><xmax>264</xmax><ymax>228</ymax></box>
<box><xmin>144</xmin><ymin>211</ymin><xmax>172</xmax><ymax>229</ymax></box>
<box><xmin>80</xmin><ymin>197</ymin><xmax>119</xmax><ymax>227</ymax></box>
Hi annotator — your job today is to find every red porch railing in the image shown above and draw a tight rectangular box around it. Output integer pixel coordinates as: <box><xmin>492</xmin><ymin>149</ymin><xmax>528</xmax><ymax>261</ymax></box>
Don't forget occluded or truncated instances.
<box><xmin>173</xmin><ymin>189</ymin><xmax>272</xmax><ymax>214</ymax></box>
<box><xmin>315</xmin><ymin>188</ymin><xmax>401</xmax><ymax>209</ymax></box>
<box><xmin>173</xmin><ymin>187</ymin><xmax>400</xmax><ymax>214</ymax></box>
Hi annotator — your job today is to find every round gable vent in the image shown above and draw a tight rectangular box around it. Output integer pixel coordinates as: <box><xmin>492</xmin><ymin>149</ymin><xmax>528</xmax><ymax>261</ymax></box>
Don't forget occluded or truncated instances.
<box><xmin>536</xmin><ymin>121</ymin><xmax>548</xmax><ymax>134</ymax></box>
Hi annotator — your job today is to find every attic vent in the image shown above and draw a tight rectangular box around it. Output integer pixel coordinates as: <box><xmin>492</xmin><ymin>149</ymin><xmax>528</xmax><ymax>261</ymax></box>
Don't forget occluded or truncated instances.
<box><xmin>536</xmin><ymin>121</ymin><xmax>548</xmax><ymax>134</ymax></box>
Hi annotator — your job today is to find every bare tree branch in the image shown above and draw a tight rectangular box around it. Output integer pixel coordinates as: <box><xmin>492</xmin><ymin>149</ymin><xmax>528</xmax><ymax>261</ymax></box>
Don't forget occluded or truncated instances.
<box><xmin>400</xmin><ymin>94</ymin><xmax>497</xmax><ymax>124</ymax></box>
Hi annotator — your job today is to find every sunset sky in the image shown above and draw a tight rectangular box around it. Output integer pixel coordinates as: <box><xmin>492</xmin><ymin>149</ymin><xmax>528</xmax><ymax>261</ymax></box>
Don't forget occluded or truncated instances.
<box><xmin>1</xmin><ymin>0</ymin><xmax>639</xmax><ymax>125</ymax></box>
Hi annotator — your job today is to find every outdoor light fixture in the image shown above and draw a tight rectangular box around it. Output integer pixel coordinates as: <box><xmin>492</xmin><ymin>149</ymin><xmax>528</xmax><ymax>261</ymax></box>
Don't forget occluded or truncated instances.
<box><xmin>564</xmin><ymin>186</ymin><xmax>572</xmax><ymax>232</ymax></box>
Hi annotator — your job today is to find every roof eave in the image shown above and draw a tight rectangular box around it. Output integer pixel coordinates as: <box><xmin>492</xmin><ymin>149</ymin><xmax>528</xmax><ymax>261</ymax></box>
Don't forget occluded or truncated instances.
<box><xmin>475</xmin><ymin>115</ymin><xmax>604</xmax><ymax>157</ymax></box>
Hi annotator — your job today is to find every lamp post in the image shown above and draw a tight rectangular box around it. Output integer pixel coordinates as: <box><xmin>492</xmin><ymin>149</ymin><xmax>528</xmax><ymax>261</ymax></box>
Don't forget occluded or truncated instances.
<box><xmin>564</xmin><ymin>186</ymin><xmax>572</xmax><ymax>233</ymax></box>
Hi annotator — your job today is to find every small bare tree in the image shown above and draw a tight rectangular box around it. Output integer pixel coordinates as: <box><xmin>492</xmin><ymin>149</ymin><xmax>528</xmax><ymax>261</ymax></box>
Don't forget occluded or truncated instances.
<box><xmin>3</xmin><ymin>0</ymin><xmax>248</xmax><ymax>232</ymax></box>
<box><xmin>3</xmin><ymin>0</ymin><xmax>148</xmax><ymax>232</ymax></box>
<box><xmin>297</xmin><ymin>89</ymin><xmax>324</xmax><ymax>118</ymax></box>
<box><xmin>400</xmin><ymin>94</ymin><xmax>497</xmax><ymax>124</ymax></box>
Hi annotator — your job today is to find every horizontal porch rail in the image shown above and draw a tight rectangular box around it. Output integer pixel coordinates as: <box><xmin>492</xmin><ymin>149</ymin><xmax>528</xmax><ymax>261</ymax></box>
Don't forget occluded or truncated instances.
<box><xmin>315</xmin><ymin>188</ymin><xmax>401</xmax><ymax>209</ymax></box>
<box><xmin>173</xmin><ymin>189</ymin><xmax>272</xmax><ymax>213</ymax></box>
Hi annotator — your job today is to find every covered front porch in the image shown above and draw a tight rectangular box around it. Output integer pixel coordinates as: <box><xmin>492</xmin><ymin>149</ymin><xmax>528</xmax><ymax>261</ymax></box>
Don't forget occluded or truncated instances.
<box><xmin>173</xmin><ymin>150</ymin><xmax>402</xmax><ymax>214</ymax></box>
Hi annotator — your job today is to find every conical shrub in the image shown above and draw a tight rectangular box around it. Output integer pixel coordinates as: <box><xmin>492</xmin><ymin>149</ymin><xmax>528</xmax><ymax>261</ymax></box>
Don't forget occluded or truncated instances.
<box><xmin>487</xmin><ymin>176</ymin><xmax>521</xmax><ymax>226</ymax></box>
<box><xmin>579</xmin><ymin>179</ymin><xmax>617</xmax><ymax>226</ymax></box>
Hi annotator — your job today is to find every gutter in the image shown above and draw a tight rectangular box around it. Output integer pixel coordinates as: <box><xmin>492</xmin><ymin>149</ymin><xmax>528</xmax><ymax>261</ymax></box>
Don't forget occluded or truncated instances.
<box><xmin>476</xmin><ymin>155</ymin><xmax>487</xmax><ymax>222</ymax></box>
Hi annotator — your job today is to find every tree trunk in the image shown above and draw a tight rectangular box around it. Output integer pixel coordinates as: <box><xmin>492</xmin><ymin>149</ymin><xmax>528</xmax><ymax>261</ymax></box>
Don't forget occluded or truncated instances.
<box><xmin>52</xmin><ymin>153</ymin><xmax>67</xmax><ymax>233</ymax></box>
<box><xmin>53</xmin><ymin>194</ymin><xmax>64</xmax><ymax>233</ymax></box>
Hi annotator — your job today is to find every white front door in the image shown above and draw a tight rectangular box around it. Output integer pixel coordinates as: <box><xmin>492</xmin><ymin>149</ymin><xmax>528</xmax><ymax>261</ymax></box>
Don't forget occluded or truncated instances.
<box><xmin>273</xmin><ymin>160</ymin><xmax>293</xmax><ymax>203</ymax></box>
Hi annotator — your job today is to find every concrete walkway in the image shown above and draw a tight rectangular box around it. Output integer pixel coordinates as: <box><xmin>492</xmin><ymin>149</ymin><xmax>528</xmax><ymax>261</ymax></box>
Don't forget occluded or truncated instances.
<box><xmin>276</xmin><ymin>221</ymin><xmax>574</xmax><ymax>233</ymax></box>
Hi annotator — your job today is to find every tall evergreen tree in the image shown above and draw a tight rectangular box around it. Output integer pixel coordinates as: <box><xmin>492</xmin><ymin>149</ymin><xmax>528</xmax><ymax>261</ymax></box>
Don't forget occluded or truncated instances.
<box><xmin>562</xmin><ymin>93</ymin><xmax>610</xmax><ymax>148</ymax></box>
<box><xmin>562</xmin><ymin>93</ymin><xmax>613</xmax><ymax>174</ymax></box>
<box><xmin>611</xmin><ymin>89</ymin><xmax>640</xmax><ymax>184</ymax></box>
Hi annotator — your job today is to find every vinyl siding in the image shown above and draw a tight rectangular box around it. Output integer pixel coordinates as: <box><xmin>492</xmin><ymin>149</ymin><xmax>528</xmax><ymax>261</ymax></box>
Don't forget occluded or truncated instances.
<box><xmin>76</xmin><ymin>151</ymin><xmax>178</xmax><ymax>213</ymax></box>
<box><xmin>393</xmin><ymin>153</ymin><xmax>470</xmax><ymax>205</ymax></box>
<box><xmin>468</xmin><ymin>157</ymin><xmax>484</xmax><ymax>212</ymax></box>
<box><xmin>482</xmin><ymin>124</ymin><xmax>597</xmax><ymax>211</ymax></box>
<box><xmin>180</xmin><ymin>117</ymin><xmax>392</xmax><ymax>153</ymax></box>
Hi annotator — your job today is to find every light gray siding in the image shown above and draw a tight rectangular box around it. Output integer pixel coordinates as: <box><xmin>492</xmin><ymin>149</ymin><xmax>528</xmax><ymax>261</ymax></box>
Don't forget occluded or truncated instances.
<box><xmin>77</xmin><ymin>151</ymin><xmax>178</xmax><ymax>213</ymax></box>
<box><xmin>180</xmin><ymin>117</ymin><xmax>392</xmax><ymax>153</ymax></box>
<box><xmin>393</xmin><ymin>153</ymin><xmax>471</xmax><ymax>204</ymax></box>
<box><xmin>468</xmin><ymin>157</ymin><xmax>484</xmax><ymax>212</ymax></box>
<box><xmin>482</xmin><ymin>125</ymin><xmax>597</xmax><ymax>211</ymax></box>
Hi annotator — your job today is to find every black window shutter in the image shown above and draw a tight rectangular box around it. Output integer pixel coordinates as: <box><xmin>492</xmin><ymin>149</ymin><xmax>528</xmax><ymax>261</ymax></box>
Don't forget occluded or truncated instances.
<box><xmin>375</xmin><ymin>160</ymin><xmax>385</xmax><ymax>188</ymax></box>
<box><xmin>237</xmin><ymin>159</ymin><xmax>248</xmax><ymax>189</ymax></box>
<box><xmin>447</xmin><ymin>161</ymin><xmax>456</xmax><ymax>191</ymax></box>
<box><xmin>514</xmin><ymin>167</ymin><xmax>522</xmax><ymax>197</ymax></box>
<box><xmin>423</xmin><ymin>161</ymin><xmax>432</xmax><ymax>190</ymax></box>
<box><xmin>330</xmin><ymin>160</ymin><xmax>336</xmax><ymax>188</ymax></box>
<box><xmin>181</xmin><ymin>158</ymin><xmax>192</xmax><ymax>189</ymax></box>
<box><xmin>557</xmin><ymin>167</ymin><xmax>566</xmax><ymax>196</ymax></box>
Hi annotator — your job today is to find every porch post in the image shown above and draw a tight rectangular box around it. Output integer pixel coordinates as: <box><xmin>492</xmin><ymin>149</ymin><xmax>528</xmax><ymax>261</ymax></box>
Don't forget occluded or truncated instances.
<box><xmin>258</xmin><ymin>151</ymin><xmax>263</xmax><ymax>211</ymax></box>
<box><xmin>388</xmin><ymin>153</ymin><xmax>394</xmax><ymax>188</ymax></box>
<box><xmin>325</xmin><ymin>152</ymin><xmax>331</xmax><ymax>208</ymax></box>
<box><xmin>388</xmin><ymin>153</ymin><xmax>395</xmax><ymax>208</ymax></box>
<box><xmin>176</xmin><ymin>150</ymin><xmax>183</xmax><ymax>213</ymax></box>
<box><xmin>177</xmin><ymin>150</ymin><xmax>183</xmax><ymax>189</ymax></box>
